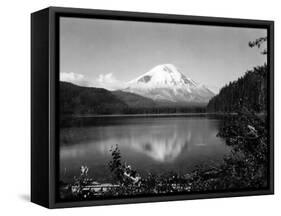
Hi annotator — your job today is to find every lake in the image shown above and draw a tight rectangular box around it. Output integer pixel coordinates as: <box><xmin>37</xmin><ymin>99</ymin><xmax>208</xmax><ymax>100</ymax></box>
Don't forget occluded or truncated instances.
<box><xmin>60</xmin><ymin>115</ymin><xmax>230</xmax><ymax>183</ymax></box>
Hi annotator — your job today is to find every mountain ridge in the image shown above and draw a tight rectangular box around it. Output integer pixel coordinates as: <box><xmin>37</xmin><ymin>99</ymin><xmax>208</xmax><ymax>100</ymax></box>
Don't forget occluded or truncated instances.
<box><xmin>60</xmin><ymin>81</ymin><xmax>207</xmax><ymax>117</ymax></box>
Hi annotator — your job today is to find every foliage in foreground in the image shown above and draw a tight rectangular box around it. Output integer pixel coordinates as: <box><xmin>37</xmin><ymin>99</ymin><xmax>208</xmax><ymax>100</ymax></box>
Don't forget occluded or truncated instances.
<box><xmin>190</xmin><ymin>108</ymin><xmax>268</xmax><ymax>191</ymax></box>
<box><xmin>60</xmin><ymin>109</ymin><xmax>268</xmax><ymax>201</ymax></box>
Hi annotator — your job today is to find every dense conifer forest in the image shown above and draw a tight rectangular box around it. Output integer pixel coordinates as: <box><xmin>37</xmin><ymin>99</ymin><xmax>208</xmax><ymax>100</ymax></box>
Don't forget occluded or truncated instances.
<box><xmin>207</xmin><ymin>64</ymin><xmax>267</xmax><ymax>113</ymax></box>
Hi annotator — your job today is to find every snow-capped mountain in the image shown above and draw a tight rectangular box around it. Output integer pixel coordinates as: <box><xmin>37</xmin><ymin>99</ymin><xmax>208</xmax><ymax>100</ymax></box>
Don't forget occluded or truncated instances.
<box><xmin>123</xmin><ymin>64</ymin><xmax>215</xmax><ymax>104</ymax></box>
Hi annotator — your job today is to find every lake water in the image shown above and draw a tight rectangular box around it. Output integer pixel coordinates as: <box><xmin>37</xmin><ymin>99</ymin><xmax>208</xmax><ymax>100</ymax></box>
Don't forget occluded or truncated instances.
<box><xmin>60</xmin><ymin>115</ymin><xmax>230</xmax><ymax>183</ymax></box>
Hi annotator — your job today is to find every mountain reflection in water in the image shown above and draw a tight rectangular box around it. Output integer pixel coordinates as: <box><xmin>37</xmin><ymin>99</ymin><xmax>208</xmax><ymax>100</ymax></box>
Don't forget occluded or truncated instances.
<box><xmin>123</xmin><ymin>129</ymin><xmax>191</xmax><ymax>162</ymax></box>
<box><xmin>60</xmin><ymin>116</ymin><xmax>230</xmax><ymax>182</ymax></box>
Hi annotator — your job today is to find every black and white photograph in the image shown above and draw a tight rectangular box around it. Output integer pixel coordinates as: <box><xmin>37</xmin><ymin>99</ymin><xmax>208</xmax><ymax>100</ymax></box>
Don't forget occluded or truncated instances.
<box><xmin>1</xmin><ymin>0</ymin><xmax>280</xmax><ymax>214</ymax></box>
<box><xmin>58</xmin><ymin>16</ymin><xmax>270</xmax><ymax>202</ymax></box>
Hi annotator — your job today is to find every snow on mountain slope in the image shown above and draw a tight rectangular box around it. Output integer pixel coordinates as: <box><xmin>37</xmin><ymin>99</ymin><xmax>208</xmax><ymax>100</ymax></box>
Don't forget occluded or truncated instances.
<box><xmin>123</xmin><ymin>64</ymin><xmax>215</xmax><ymax>103</ymax></box>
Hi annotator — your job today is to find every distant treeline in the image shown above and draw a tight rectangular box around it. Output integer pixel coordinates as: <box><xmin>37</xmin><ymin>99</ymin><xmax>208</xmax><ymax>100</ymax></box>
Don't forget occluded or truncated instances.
<box><xmin>120</xmin><ymin>106</ymin><xmax>206</xmax><ymax>114</ymax></box>
<box><xmin>60</xmin><ymin>81</ymin><xmax>206</xmax><ymax>116</ymax></box>
<box><xmin>207</xmin><ymin>64</ymin><xmax>267</xmax><ymax>113</ymax></box>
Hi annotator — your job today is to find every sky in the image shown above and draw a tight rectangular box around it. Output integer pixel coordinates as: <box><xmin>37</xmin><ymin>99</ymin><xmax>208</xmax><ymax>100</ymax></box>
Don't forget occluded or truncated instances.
<box><xmin>60</xmin><ymin>17</ymin><xmax>267</xmax><ymax>93</ymax></box>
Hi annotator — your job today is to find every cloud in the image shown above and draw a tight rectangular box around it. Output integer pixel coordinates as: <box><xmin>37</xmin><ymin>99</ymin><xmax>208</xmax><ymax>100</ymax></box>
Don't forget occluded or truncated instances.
<box><xmin>96</xmin><ymin>73</ymin><xmax>125</xmax><ymax>90</ymax></box>
<box><xmin>60</xmin><ymin>72</ymin><xmax>92</xmax><ymax>87</ymax></box>
<box><xmin>97</xmin><ymin>73</ymin><xmax>117</xmax><ymax>84</ymax></box>
<box><xmin>60</xmin><ymin>72</ymin><xmax>125</xmax><ymax>90</ymax></box>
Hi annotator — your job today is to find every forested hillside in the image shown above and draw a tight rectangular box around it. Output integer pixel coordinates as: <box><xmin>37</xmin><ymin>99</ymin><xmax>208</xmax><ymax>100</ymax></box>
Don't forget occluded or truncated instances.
<box><xmin>207</xmin><ymin>64</ymin><xmax>267</xmax><ymax>113</ymax></box>
<box><xmin>112</xmin><ymin>90</ymin><xmax>156</xmax><ymax>108</ymax></box>
<box><xmin>60</xmin><ymin>82</ymin><xmax>128</xmax><ymax>115</ymax></box>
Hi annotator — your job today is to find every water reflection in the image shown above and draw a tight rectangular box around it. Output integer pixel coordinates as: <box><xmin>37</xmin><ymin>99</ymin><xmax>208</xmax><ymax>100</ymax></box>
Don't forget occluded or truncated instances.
<box><xmin>131</xmin><ymin>131</ymin><xmax>191</xmax><ymax>162</ymax></box>
<box><xmin>60</xmin><ymin>116</ymin><xmax>229</xmax><ymax>182</ymax></box>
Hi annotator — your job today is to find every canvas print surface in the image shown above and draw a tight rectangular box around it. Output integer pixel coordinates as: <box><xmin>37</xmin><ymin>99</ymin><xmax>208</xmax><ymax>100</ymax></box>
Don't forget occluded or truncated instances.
<box><xmin>59</xmin><ymin>17</ymin><xmax>269</xmax><ymax>202</ymax></box>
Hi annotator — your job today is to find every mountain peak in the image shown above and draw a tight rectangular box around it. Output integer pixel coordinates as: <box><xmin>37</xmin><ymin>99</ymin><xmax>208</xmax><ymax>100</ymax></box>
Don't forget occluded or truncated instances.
<box><xmin>145</xmin><ymin>64</ymin><xmax>182</xmax><ymax>76</ymax></box>
<box><xmin>152</xmin><ymin>64</ymin><xmax>179</xmax><ymax>73</ymax></box>
<box><xmin>124</xmin><ymin>64</ymin><xmax>214</xmax><ymax>103</ymax></box>
<box><xmin>129</xmin><ymin>64</ymin><xmax>192</xmax><ymax>87</ymax></box>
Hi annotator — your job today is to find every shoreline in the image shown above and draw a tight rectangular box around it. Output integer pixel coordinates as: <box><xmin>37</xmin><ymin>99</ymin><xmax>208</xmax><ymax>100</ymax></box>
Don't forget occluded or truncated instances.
<box><xmin>62</xmin><ymin>112</ymin><xmax>237</xmax><ymax>118</ymax></box>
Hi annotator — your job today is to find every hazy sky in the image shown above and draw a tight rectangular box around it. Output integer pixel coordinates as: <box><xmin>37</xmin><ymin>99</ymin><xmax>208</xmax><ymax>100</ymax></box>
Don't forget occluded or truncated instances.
<box><xmin>60</xmin><ymin>17</ymin><xmax>267</xmax><ymax>93</ymax></box>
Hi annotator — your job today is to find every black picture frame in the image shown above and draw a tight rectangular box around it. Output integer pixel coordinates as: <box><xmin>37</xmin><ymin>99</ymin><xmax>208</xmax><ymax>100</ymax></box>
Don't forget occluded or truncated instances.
<box><xmin>31</xmin><ymin>6</ymin><xmax>274</xmax><ymax>209</ymax></box>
